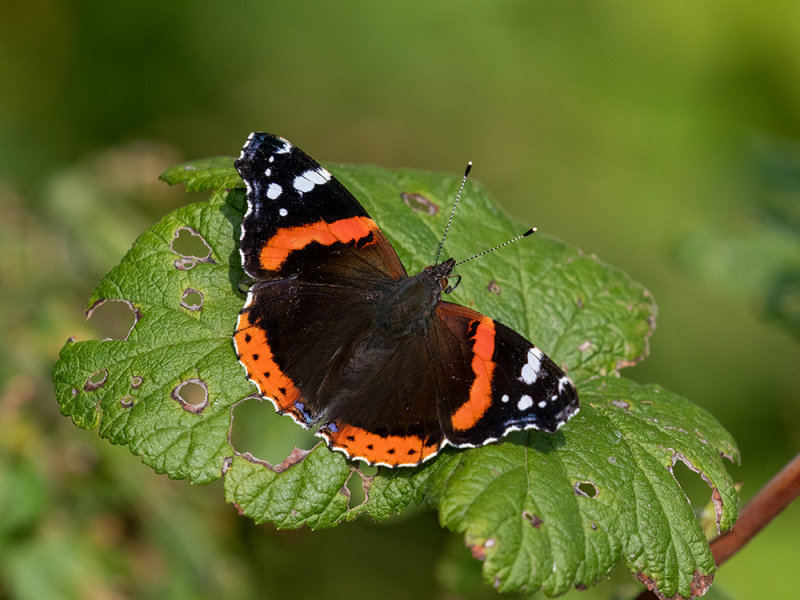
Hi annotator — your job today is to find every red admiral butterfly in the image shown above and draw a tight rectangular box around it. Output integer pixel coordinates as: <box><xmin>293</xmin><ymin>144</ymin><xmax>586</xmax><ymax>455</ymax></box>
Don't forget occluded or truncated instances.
<box><xmin>233</xmin><ymin>133</ymin><xmax>579</xmax><ymax>467</ymax></box>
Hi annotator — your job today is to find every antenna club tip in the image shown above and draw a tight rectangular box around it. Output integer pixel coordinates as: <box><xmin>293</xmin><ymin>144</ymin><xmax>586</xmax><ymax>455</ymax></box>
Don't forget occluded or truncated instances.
<box><xmin>524</xmin><ymin>227</ymin><xmax>537</xmax><ymax>236</ymax></box>
<box><xmin>464</xmin><ymin>162</ymin><xmax>473</xmax><ymax>176</ymax></box>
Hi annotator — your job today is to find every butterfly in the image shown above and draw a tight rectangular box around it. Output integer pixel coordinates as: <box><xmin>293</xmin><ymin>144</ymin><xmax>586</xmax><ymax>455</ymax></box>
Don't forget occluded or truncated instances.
<box><xmin>233</xmin><ymin>133</ymin><xmax>579</xmax><ymax>467</ymax></box>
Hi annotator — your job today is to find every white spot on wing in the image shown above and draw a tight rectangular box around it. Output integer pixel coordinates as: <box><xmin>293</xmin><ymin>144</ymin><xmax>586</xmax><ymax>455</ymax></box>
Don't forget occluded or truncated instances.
<box><xmin>278</xmin><ymin>208</ymin><xmax>288</xmax><ymax>217</ymax></box>
<box><xmin>520</xmin><ymin>347</ymin><xmax>542</xmax><ymax>385</ymax></box>
<box><xmin>293</xmin><ymin>168</ymin><xmax>330</xmax><ymax>194</ymax></box>
<box><xmin>517</xmin><ymin>395</ymin><xmax>533</xmax><ymax>411</ymax></box>
<box><xmin>501</xmin><ymin>394</ymin><xmax>509</xmax><ymax>403</ymax></box>
<box><xmin>266</xmin><ymin>183</ymin><xmax>282</xmax><ymax>199</ymax></box>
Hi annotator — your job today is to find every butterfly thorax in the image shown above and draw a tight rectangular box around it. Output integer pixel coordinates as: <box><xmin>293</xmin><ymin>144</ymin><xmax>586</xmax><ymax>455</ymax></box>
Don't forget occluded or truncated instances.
<box><xmin>378</xmin><ymin>258</ymin><xmax>455</xmax><ymax>335</ymax></box>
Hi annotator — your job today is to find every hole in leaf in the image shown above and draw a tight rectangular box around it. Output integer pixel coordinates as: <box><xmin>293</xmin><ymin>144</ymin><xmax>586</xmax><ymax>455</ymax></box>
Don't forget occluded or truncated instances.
<box><xmin>85</xmin><ymin>299</ymin><xmax>140</xmax><ymax>340</ymax></box>
<box><xmin>229</xmin><ymin>397</ymin><xmax>316</xmax><ymax>466</ymax></box>
<box><xmin>487</xmin><ymin>280</ymin><xmax>500</xmax><ymax>295</ymax></box>
<box><xmin>171</xmin><ymin>378</ymin><xmax>209</xmax><ymax>414</ymax></box>
<box><xmin>169</xmin><ymin>226</ymin><xmax>212</xmax><ymax>262</ymax></box>
<box><xmin>180</xmin><ymin>288</ymin><xmax>204</xmax><ymax>311</ymax></box>
<box><xmin>84</xmin><ymin>369</ymin><xmax>108</xmax><ymax>392</ymax></box>
<box><xmin>359</xmin><ymin>464</ymin><xmax>378</xmax><ymax>478</ymax></box>
<box><xmin>522</xmin><ymin>510</ymin><xmax>543</xmax><ymax>528</ymax></box>
<box><xmin>171</xmin><ymin>226</ymin><xmax>212</xmax><ymax>260</ymax></box>
<box><xmin>401</xmin><ymin>192</ymin><xmax>438</xmax><ymax>215</ymax></box>
<box><xmin>670</xmin><ymin>453</ymin><xmax>721</xmax><ymax>527</ymax></box>
<box><xmin>574</xmin><ymin>481</ymin><xmax>599</xmax><ymax>499</ymax></box>
<box><xmin>345</xmin><ymin>469</ymin><xmax>366</xmax><ymax>508</ymax></box>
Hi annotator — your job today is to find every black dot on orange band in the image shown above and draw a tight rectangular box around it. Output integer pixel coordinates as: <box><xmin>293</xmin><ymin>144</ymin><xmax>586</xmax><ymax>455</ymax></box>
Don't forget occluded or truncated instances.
<box><xmin>355</xmin><ymin>232</ymin><xmax>375</xmax><ymax>249</ymax></box>
<box><xmin>466</xmin><ymin>319</ymin><xmax>479</xmax><ymax>338</ymax></box>
<box><xmin>347</xmin><ymin>435</ymin><xmax>355</xmax><ymax>441</ymax></box>
<box><xmin>388</xmin><ymin>448</ymin><xmax>395</xmax><ymax>454</ymax></box>
<box><xmin>408</xmin><ymin>449</ymin><xmax>416</xmax><ymax>455</ymax></box>
<box><xmin>252</xmin><ymin>353</ymin><xmax>260</xmax><ymax>361</ymax></box>
<box><xmin>278</xmin><ymin>387</ymin><xmax>286</xmax><ymax>395</ymax></box>
<box><xmin>244</xmin><ymin>334</ymin><xmax>252</xmax><ymax>343</ymax></box>
<box><xmin>263</xmin><ymin>371</ymin><xmax>270</xmax><ymax>378</ymax></box>
<box><xmin>367</xmin><ymin>444</ymin><xmax>374</xmax><ymax>450</ymax></box>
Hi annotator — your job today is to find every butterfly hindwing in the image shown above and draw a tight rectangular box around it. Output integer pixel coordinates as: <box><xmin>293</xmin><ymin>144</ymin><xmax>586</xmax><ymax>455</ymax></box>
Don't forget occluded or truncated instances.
<box><xmin>433</xmin><ymin>301</ymin><xmax>579</xmax><ymax>447</ymax></box>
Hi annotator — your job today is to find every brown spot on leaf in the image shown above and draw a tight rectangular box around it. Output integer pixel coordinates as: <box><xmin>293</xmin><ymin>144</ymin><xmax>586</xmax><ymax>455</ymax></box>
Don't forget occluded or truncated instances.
<box><xmin>174</xmin><ymin>257</ymin><xmax>197</xmax><ymax>270</ymax></box>
<box><xmin>171</xmin><ymin>378</ymin><xmax>209</xmax><ymax>414</ymax></box>
<box><xmin>612</xmin><ymin>399</ymin><xmax>630</xmax><ymax>410</ymax></box>
<box><xmin>120</xmin><ymin>395</ymin><xmax>135</xmax><ymax>408</ymax></box>
<box><xmin>221</xmin><ymin>456</ymin><xmax>233</xmax><ymax>475</ymax></box>
<box><xmin>130</xmin><ymin>376</ymin><xmax>143</xmax><ymax>389</ymax></box>
<box><xmin>273</xmin><ymin>447</ymin><xmax>312</xmax><ymax>472</ymax></box>
<box><xmin>180</xmin><ymin>288</ymin><xmax>204</xmax><ymax>311</ymax></box>
<box><xmin>401</xmin><ymin>192</ymin><xmax>439</xmax><ymax>215</ymax></box>
<box><xmin>636</xmin><ymin>569</ymin><xmax>714</xmax><ymax>599</ymax></box>
<box><xmin>84</xmin><ymin>369</ymin><xmax>108</xmax><ymax>391</ymax></box>
<box><xmin>522</xmin><ymin>510</ymin><xmax>543</xmax><ymax>528</ymax></box>
<box><xmin>468</xmin><ymin>538</ymin><xmax>494</xmax><ymax>561</ymax></box>
<box><xmin>487</xmin><ymin>280</ymin><xmax>501</xmax><ymax>295</ymax></box>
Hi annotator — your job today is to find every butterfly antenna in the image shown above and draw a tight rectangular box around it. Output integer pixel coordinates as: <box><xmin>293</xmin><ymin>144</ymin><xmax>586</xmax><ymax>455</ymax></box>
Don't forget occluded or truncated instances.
<box><xmin>434</xmin><ymin>161</ymin><xmax>472</xmax><ymax>265</ymax></box>
<box><xmin>455</xmin><ymin>227</ymin><xmax>537</xmax><ymax>267</ymax></box>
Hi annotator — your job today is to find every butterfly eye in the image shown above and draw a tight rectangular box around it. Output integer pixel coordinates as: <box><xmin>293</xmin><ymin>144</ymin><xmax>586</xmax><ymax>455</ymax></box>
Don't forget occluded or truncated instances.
<box><xmin>443</xmin><ymin>274</ymin><xmax>461</xmax><ymax>294</ymax></box>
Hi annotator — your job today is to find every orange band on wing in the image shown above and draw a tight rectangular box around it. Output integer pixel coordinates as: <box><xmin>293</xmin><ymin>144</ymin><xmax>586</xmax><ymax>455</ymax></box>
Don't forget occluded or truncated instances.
<box><xmin>260</xmin><ymin>216</ymin><xmax>375</xmax><ymax>271</ymax></box>
<box><xmin>234</xmin><ymin>310</ymin><xmax>303</xmax><ymax>420</ymax></box>
<box><xmin>323</xmin><ymin>423</ymin><xmax>440</xmax><ymax>467</ymax></box>
<box><xmin>450</xmin><ymin>317</ymin><xmax>496</xmax><ymax>431</ymax></box>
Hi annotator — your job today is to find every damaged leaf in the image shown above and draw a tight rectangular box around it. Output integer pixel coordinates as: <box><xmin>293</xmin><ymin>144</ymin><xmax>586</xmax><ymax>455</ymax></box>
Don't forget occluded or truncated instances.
<box><xmin>53</xmin><ymin>156</ymin><xmax>739</xmax><ymax>599</ymax></box>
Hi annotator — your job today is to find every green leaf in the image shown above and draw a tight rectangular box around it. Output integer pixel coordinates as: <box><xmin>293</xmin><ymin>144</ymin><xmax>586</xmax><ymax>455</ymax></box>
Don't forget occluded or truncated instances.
<box><xmin>53</xmin><ymin>157</ymin><xmax>738</xmax><ymax>599</ymax></box>
<box><xmin>426</xmin><ymin>377</ymin><xmax>738</xmax><ymax>597</ymax></box>
<box><xmin>159</xmin><ymin>156</ymin><xmax>242</xmax><ymax>192</ymax></box>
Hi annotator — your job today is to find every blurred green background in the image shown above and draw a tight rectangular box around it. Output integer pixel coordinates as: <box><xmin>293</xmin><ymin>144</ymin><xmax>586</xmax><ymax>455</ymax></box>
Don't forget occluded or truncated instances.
<box><xmin>2</xmin><ymin>1</ymin><xmax>798</xmax><ymax>598</ymax></box>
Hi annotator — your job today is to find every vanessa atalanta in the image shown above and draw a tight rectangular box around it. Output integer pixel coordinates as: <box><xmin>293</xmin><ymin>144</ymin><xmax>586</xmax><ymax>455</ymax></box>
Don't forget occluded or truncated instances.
<box><xmin>233</xmin><ymin>133</ymin><xmax>579</xmax><ymax>467</ymax></box>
